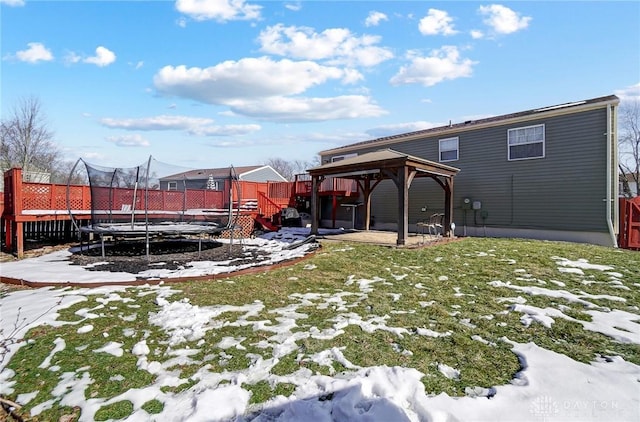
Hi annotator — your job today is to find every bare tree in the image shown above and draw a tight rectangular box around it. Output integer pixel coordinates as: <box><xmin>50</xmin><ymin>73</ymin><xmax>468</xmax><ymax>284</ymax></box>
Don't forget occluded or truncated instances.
<box><xmin>265</xmin><ymin>157</ymin><xmax>319</xmax><ymax>181</ymax></box>
<box><xmin>51</xmin><ymin>159</ymin><xmax>89</xmax><ymax>185</ymax></box>
<box><xmin>1</xmin><ymin>96</ymin><xmax>61</xmax><ymax>177</ymax></box>
<box><xmin>619</xmin><ymin>100</ymin><xmax>640</xmax><ymax>197</ymax></box>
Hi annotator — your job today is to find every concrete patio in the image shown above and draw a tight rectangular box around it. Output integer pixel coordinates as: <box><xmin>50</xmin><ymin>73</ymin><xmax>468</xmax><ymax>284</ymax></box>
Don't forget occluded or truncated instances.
<box><xmin>317</xmin><ymin>229</ymin><xmax>451</xmax><ymax>247</ymax></box>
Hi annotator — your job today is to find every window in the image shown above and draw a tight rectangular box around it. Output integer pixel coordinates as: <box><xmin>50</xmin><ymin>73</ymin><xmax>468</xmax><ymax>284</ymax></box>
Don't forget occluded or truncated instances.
<box><xmin>331</xmin><ymin>153</ymin><xmax>357</xmax><ymax>162</ymax></box>
<box><xmin>439</xmin><ymin>137</ymin><xmax>459</xmax><ymax>162</ymax></box>
<box><xmin>167</xmin><ymin>181</ymin><xmax>177</xmax><ymax>191</ymax></box>
<box><xmin>508</xmin><ymin>124</ymin><xmax>545</xmax><ymax>160</ymax></box>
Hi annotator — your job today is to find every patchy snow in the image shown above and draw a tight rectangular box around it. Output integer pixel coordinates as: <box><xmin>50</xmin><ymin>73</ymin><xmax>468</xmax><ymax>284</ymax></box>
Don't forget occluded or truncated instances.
<box><xmin>93</xmin><ymin>341</ymin><xmax>124</xmax><ymax>357</ymax></box>
<box><xmin>437</xmin><ymin>363</ymin><xmax>461</xmax><ymax>380</ymax></box>
<box><xmin>0</xmin><ymin>234</ymin><xmax>639</xmax><ymax>421</ymax></box>
<box><xmin>0</xmin><ymin>229</ymin><xmax>334</xmax><ymax>284</ymax></box>
<box><xmin>552</xmin><ymin>256</ymin><xmax>614</xmax><ymax>272</ymax></box>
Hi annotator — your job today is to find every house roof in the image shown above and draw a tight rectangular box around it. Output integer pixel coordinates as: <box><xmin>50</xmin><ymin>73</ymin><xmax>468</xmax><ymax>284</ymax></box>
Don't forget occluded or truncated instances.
<box><xmin>160</xmin><ymin>166</ymin><xmax>265</xmax><ymax>180</ymax></box>
<box><xmin>320</xmin><ymin>95</ymin><xmax>620</xmax><ymax>156</ymax></box>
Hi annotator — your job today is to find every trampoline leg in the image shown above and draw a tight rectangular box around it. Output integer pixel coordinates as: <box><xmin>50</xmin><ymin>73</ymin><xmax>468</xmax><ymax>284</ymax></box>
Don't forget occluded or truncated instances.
<box><xmin>101</xmin><ymin>235</ymin><xmax>105</xmax><ymax>258</ymax></box>
<box><xmin>198</xmin><ymin>235</ymin><xmax>202</xmax><ymax>258</ymax></box>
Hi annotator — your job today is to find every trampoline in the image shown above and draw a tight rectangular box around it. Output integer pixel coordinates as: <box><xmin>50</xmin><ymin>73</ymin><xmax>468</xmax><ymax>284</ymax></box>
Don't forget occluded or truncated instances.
<box><xmin>67</xmin><ymin>156</ymin><xmax>242</xmax><ymax>259</ymax></box>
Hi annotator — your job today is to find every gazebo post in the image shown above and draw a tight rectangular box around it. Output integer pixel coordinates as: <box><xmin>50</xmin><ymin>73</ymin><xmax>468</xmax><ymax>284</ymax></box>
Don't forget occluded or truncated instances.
<box><xmin>362</xmin><ymin>178</ymin><xmax>371</xmax><ymax>231</ymax></box>
<box><xmin>444</xmin><ymin>177</ymin><xmax>454</xmax><ymax>237</ymax></box>
<box><xmin>397</xmin><ymin>167</ymin><xmax>409</xmax><ymax>246</ymax></box>
<box><xmin>389</xmin><ymin>167</ymin><xmax>416</xmax><ymax>246</ymax></box>
<box><xmin>310</xmin><ymin>175</ymin><xmax>323</xmax><ymax>235</ymax></box>
<box><xmin>356</xmin><ymin>178</ymin><xmax>369</xmax><ymax>231</ymax></box>
<box><xmin>357</xmin><ymin>175</ymin><xmax>383</xmax><ymax>232</ymax></box>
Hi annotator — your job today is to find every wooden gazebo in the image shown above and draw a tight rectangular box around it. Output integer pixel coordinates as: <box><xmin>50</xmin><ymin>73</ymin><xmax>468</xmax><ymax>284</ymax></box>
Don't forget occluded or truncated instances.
<box><xmin>307</xmin><ymin>149</ymin><xmax>460</xmax><ymax>246</ymax></box>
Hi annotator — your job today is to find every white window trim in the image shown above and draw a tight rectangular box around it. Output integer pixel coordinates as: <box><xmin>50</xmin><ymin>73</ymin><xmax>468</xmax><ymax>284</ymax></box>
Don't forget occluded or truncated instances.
<box><xmin>167</xmin><ymin>181</ymin><xmax>178</xmax><ymax>191</ymax></box>
<box><xmin>507</xmin><ymin>124</ymin><xmax>545</xmax><ymax>161</ymax></box>
<box><xmin>439</xmin><ymin>137</ymin><xmax>459</xmax><ymax>162</ymax></box>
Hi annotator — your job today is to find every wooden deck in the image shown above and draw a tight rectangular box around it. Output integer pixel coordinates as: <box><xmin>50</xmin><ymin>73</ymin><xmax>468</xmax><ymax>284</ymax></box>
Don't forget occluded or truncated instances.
<box><xmin>2</xmin><ymin>167</ymin><xmax>360</xmax><ymax>258</ymax></box>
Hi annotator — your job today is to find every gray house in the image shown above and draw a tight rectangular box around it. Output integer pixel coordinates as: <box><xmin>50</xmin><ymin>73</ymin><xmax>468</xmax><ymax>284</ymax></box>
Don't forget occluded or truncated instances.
<box><xmin>159</xmin><ymin>165</ymin><xmax>286</xmax><ymax>191</ymax></box>
<box><xmin>318</xmin><ymin>95</ymin><xmax>620</xmax><ymax>247</ymax></box>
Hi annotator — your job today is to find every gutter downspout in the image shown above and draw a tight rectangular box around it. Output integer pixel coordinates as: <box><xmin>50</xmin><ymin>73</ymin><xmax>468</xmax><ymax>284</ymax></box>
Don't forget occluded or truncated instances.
<box><xmin>606</xmin><ymin>104</ymin><xmax>618</xmax><ymax>247</ymax></box>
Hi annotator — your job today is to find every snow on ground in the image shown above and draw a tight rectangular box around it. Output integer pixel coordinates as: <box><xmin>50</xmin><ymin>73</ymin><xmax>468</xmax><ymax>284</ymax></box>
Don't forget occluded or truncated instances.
<box><xmin>0</xmin><ymin>232</ymin><xmax>639</xmax><ymax>421</ymax></box>
<box><xmin>0</xmin><ymin>228</ymin><xmax>342</xmax><ymax>284</ymax></box>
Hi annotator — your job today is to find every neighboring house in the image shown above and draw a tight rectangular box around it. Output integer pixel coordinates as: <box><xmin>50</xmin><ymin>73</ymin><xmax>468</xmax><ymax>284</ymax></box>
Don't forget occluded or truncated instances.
<box><xmin>317</xmin><ymin>95</ymin><xmax>620</xmax><ymax>247</ymax></box>
<box><xmin>159</xmin><ymin>165</ymin><xmax>286</xmax><ymax>191</ymax></box>
<box><xmin>619</xmin><ymin>172</ymin><xmax>639</xmax><ymax>197</ymax></box>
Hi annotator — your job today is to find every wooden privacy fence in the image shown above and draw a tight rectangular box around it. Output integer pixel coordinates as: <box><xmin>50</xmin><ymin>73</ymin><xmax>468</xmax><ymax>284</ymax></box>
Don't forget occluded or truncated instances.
<box><xmin>618</xmin><ymin>197</ymin><xmax>640</xmax><ymax>250</ymax></box>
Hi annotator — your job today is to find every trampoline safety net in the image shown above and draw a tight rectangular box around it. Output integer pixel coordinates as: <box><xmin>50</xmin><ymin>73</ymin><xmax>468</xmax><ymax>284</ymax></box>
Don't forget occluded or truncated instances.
<box><xmin>68</xmin><ymin>156</ymin><xmax>241</xmax><ymax>238</ymax></box>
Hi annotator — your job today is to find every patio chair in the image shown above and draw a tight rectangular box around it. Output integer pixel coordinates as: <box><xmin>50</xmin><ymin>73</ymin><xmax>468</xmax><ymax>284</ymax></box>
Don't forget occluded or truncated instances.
<box><xmin>417</xmin><ymin>213</ymin><xmax>444</xmax><ymax>244</ymax></box>
<box><xmin>427</xmin><ymin>213</ymin><xmax>444</xmax><ymax>237</ymax></box>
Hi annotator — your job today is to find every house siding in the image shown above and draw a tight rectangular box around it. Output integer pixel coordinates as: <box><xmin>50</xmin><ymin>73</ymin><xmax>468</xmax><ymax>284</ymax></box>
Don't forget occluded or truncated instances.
<box><xmin>160</xmin><ymin>179</ymin><xmax>224</xmax><ymax>191</ymax></box>
<box><xmin>323</xmin><ymin>107</ymin><xmax>611</xmax><ymax>234</ymax></box>
<box><xmin>159</xmin><ymin>166</ymin><xmax>285</xmax><ymax>190</ymax></box>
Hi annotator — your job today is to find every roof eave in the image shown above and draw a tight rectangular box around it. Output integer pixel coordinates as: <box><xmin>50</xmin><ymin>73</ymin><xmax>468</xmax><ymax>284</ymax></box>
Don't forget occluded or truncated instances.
<box><xmin>320</xmin><ymin>95</ymin><xmax>620</xmax><ymax>157</ymax></box>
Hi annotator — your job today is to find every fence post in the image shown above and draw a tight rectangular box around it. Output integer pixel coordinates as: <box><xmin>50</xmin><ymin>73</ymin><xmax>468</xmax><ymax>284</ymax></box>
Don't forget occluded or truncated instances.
<box><xmin>618</xmin><ymin>198</ymin><xmax>627</xmax><ymax>249</ymax></box>
<box><xmin>10</xmin><ymin>168</ymin><xmax>23</xmax><ymax>216</ymax></box>
<box><xmin>3</xmin><ymin>168</ymin><xmax>24</xmax><ymax>254</ymax></box>
<box><xmin>83</xmin><ymin>185</ymin><xmax>91</xmax><ymax>210</ymax></box>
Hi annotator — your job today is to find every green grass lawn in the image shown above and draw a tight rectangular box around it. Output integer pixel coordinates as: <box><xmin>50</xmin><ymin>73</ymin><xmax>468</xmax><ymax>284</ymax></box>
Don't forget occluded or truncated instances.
<box><xmin>4</xmin><ymin>237</ymin><xmax>640</xmax><ymax>421</ymax></box>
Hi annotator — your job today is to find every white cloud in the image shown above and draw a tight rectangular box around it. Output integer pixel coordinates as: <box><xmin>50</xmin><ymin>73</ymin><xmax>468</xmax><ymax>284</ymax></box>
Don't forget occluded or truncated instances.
<box><xmin>390</xmin><ymin>46</ymin><xmax>477</xmax><ymax>87</ymax></box>
<box><xmin>84</xmin><ymin>46</ymin><xmax>116</xmax><ymax>67</ymax></box>
<box><xmin>615</xmin><ymin>82</ymin><xmax>640</xmax><ymax>102</ymax></box>
<box><xmin>154</xmin><ymin>57</ymin><xmax>355</xmax><ymax>104</ymax></box>
<box><xmin>225</xmin><ymin>95</ymin><xmax>387</xmax><ymax>123</ymax></box>
<box><xmin>106</xmin><ymin>134</ymin><xmax>151</xmax><ymax>147</ymax></box>
<box><xmin>470</xmin><ymin>29</ymin><xmax>484</xmax><ymax>39</ymax></box>
<box><xmin>175</xmin><ymin>0</ymin><xmax>261</xmax><ymax>22</ymax></box>
<box><xmin>284</xmin><ymin>2</ymin><xmax>301</xmax><ymax>12</ymax></box>
<box><xmin>100</xmin><ymin>115</ymin><xmax>261</xmax><ymax>137</ymax></box>
<box><xmin>189</xmin><ymin>124</ymin><xmax>261</xmax><ymax>136</ymax></box>
<box><xmin>100</xmin><ymin>115</ymin><xmax>215</xmax><ymax>131</ymax></box>
<box><xmin>365</xmin><ymin>11</ymin><xmax>388</xmax><ymax>27</ymax></box>
<box><xmin>418</xmin><ymin>9</ymin><xmax>458</xmax><ymax>36</ymax></box>
<box><xmin>478</xmin><ymin>4</ymin><xmax>531</xmax><ymax>35</ymax></box>
<box><xmin>14</xmin><ymin>42</ymin><xmax>54</xmax><ymax>63</ymax></box>
<box><xmin>258</xmin><ymin>24</ymin><xmax>393</xmax><ymax>67</ymax></box>
<box><xmin>153</xmin><ymin>56</ymin><xmax>386</xmax><ymax>122</ymax></box>
<box><xmin>130</xmin><ymin>61</ymin><xmax>144</xmax><ymax>70</ymax></box>
<box><xmin>176</xmin><ymin>17</ymin><xmax>188</xmax><ymax>27</ymax></box>
<box><xmin>64</xmin><ymin>51</ymin><xmax>82</xmax><ymax>65</ymax></box>
<box><xmin>0</xmin><ymin>0</ymin><xmax>25</xmax><ymax>6</ymax></box>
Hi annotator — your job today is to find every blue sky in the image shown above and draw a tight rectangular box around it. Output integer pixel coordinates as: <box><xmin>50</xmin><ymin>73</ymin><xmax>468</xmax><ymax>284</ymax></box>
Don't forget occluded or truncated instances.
<box><xmin>2</xmin><ymin>0</ymin><xmax>639</xmax><ymax>169</ymax></box>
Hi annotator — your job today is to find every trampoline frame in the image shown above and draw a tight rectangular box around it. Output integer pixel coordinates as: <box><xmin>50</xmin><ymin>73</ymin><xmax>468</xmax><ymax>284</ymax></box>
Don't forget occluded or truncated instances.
<box><xmin>67</xmin><ymin>156</ymin><xmax>243</xmax><ymax>260</ymax></box>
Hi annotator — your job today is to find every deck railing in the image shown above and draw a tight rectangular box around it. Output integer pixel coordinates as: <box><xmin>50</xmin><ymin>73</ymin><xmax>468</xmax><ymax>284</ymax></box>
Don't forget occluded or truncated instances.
<box><xmin>2</xmin><ymin>167</ymin><xmax>360</xmax><ymax>256</ymax></box>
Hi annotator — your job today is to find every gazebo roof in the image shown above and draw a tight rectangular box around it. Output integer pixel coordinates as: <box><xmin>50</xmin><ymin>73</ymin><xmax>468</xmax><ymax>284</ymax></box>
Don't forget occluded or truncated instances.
<box><xmin>307</xmin><ymin>149</ymin><xmax>459</xmax><ymax>179</ymax></box>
